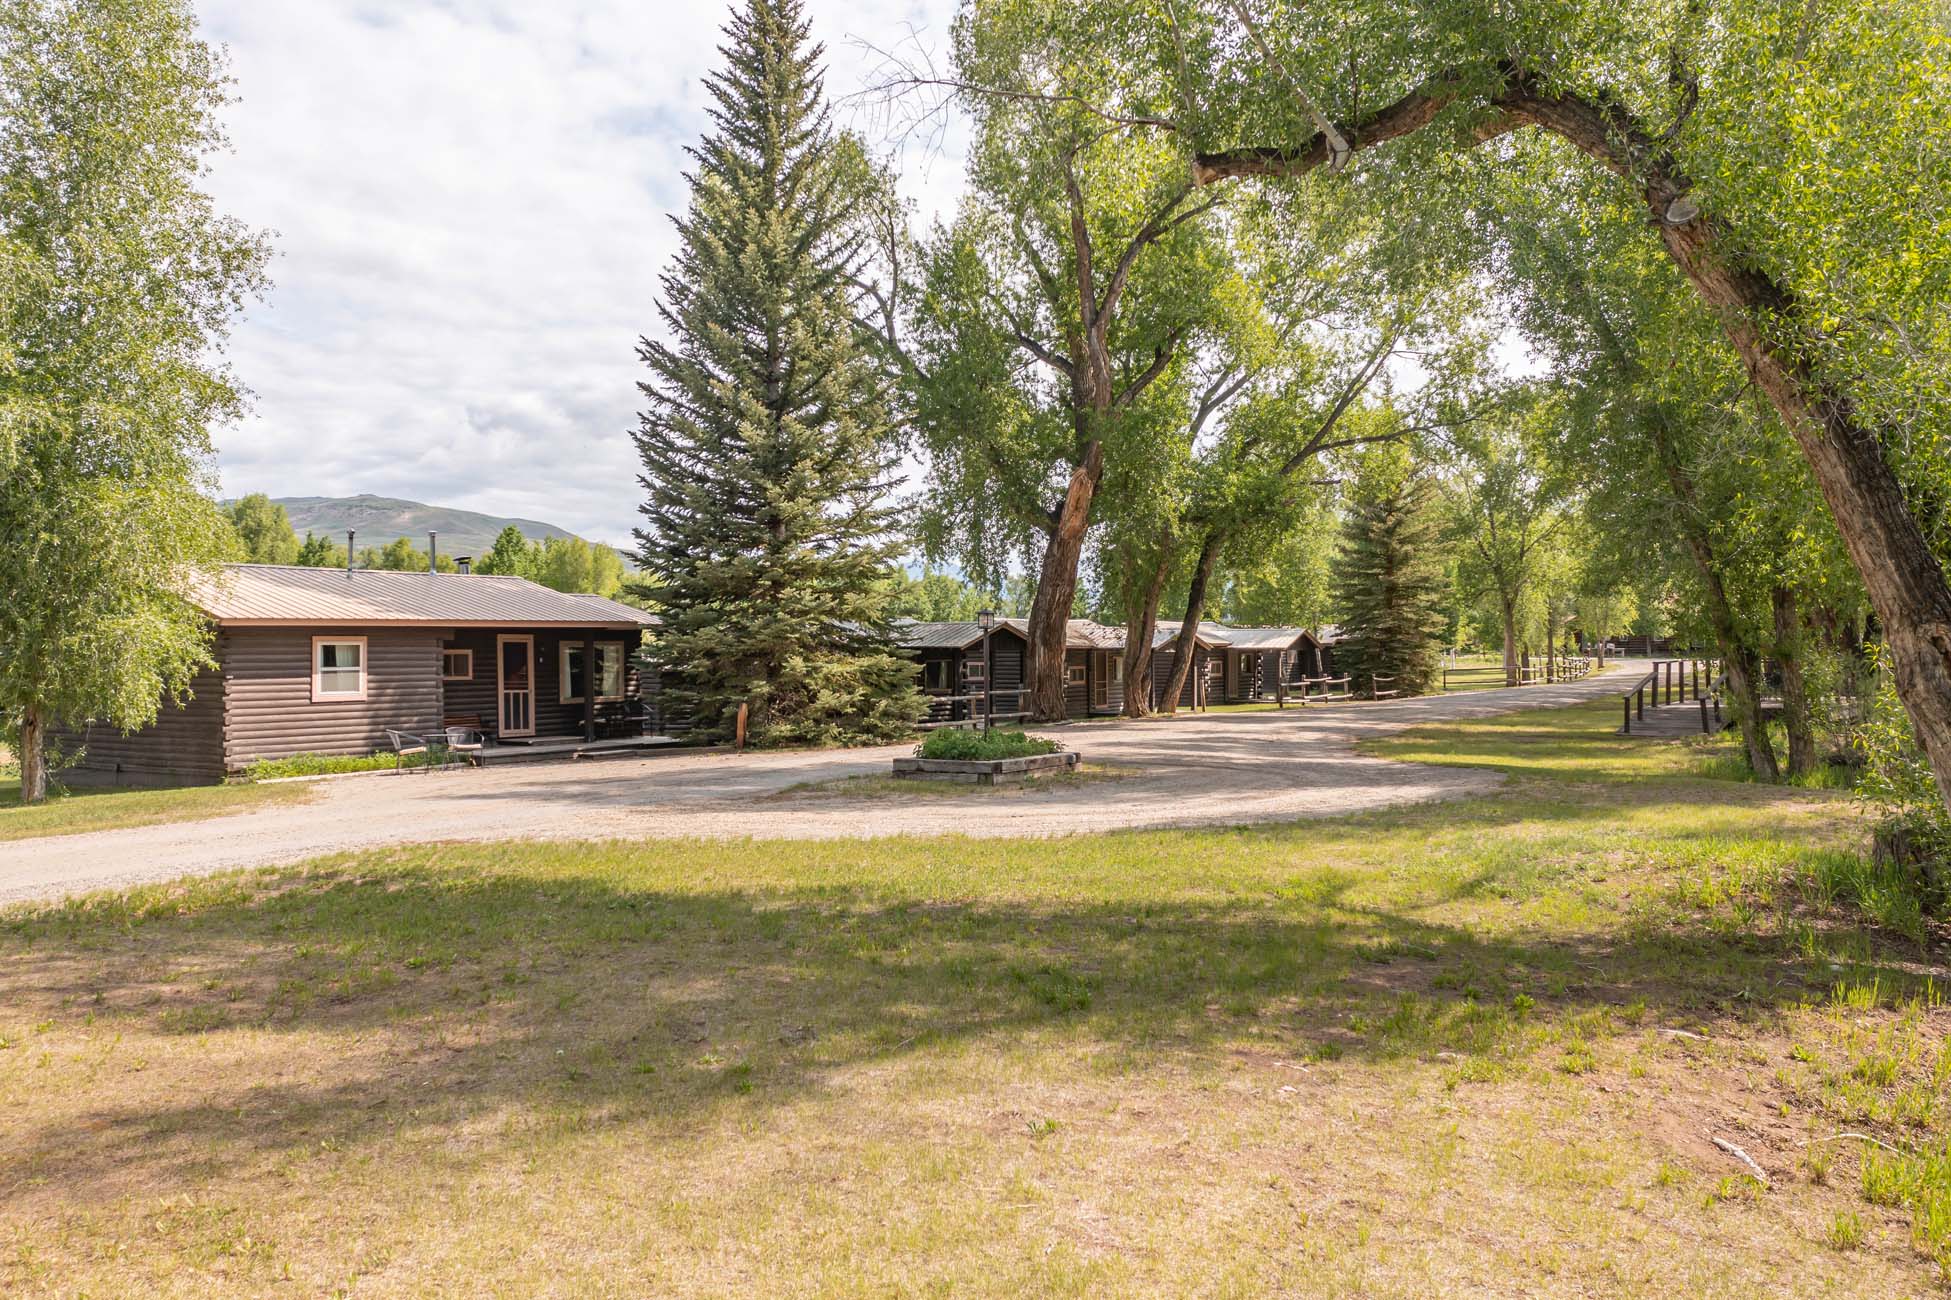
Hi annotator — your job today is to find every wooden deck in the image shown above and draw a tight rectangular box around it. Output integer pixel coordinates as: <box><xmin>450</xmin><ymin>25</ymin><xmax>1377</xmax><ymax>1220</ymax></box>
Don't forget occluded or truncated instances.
<box><xmin>476</xmin><ymin>735</ymin><xmax>690</xmax><ymax>765</ymax></box>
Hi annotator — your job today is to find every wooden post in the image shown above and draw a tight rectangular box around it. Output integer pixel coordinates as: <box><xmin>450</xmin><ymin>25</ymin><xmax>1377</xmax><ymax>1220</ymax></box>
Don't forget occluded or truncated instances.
<box><xmin>735</xmin><ymin>701</ymin><xmax>748</xmax><ymax>750</ymax></box>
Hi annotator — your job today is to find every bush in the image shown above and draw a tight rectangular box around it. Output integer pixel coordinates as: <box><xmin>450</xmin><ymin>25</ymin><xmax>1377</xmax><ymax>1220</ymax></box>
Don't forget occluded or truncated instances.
<box><xmin>243</xmin><ymin>749</ymin><xmax>444</xmax><ymax>780</ymax></box>
<box><xmin>1854</xmin><ymin>646</ymin><xmax>1950</xmax><ymax>905</ymax></box>
<box><xmin>915</xmin><ymin>729</ymin><xmax>1061</xmax><ymax>762</ymax></box>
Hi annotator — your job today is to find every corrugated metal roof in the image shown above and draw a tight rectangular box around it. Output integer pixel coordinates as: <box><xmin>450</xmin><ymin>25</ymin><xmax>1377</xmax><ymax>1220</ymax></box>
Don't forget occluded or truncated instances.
<box><xmin>1214</xmin><ymin>625</ymin><xmax>1314</xmax><ymax>651</ymax></box>
<box><xmin>892</xmin><ymin>620</ymin><xmax>990</xmax><ymax>651</ymax></box>
<box><xmin>1315</xmin><ymin>624</ymin><xmax>1346</xmax><ymax>645</ymax></box>
<box><xmin>1151</xmin><ymin>620</ymin><xmax>1234</xmax><ymax>649</ymax></box>
<box><xmin>193</xmin><ymin>564</ymin><xmax>657</xmax><ymax>628</ymax></box>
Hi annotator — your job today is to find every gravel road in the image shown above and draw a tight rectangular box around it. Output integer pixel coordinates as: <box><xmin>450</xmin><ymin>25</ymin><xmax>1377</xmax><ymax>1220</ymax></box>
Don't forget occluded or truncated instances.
<box><xmin>0</xmin><ymin>665</ymin><xmax>1638</xmax><ymax>905</ymax></box>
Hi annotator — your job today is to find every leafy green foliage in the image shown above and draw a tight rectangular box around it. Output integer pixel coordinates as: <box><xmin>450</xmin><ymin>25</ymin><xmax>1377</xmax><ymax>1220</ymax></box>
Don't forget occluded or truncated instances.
<box><xmin>885</xmin><ymin>569</ymin><xmax>995</xmax><ymax>623</ymax></box>
<box><xmin>1856</xmin><ymin>648</ymin><xmax>1951</xmax><ymax>872</ymax></box>
<box><xmin>632</xmin><ymin>0</ymin><xmax>921</xmax><ymax>746</ymax></box>
<box><xmin>915</xmin><ymin>729</ymin><xmax>1060</xmax><ymax>762</ymax></box>
<box><xmin>224</xmin><ymin>494</ymin><xmax>300</xmax><ymax>564</ymax></box>
<box><xmin>0</xmin><ymin>0</ymin><xmax>272</xmax><ymax>800</ymax></box>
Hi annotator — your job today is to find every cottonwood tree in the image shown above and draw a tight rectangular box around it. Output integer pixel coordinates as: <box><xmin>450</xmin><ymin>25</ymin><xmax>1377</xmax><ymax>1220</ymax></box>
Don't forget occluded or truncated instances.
<box><xmin>0</xmin><ymin>0</ymin><xmax>270</xmax><ymax>803</ymax></box>
<box><xmin>634</xmin><ymin>0</ymin><xmax>921</xmax><ymax>746</ymax></box>
<box><xmin>1120</xmin><ymin>0</ymin><xmax>1951</xmax><ymax>811</ymax></box>
<box><xmin>1445</xmin><ymin>406</ymin><xmax>1573</xmax><ymax>687</ymax></box>
<box><xmin>881</xmin><ymin>2</ymin><xmax>1233</xmax><ymax>721</ymax></box>
<box><xmin>225</xmin><ymin>494</ymin><xmax>300</xmax><ymax>564</ymax></box>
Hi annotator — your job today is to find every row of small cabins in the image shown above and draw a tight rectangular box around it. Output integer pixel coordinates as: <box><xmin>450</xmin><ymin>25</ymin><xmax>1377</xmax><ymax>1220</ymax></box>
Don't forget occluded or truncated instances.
<box><xmin>60</xmin><ymin>564</ymin><xmax>1344</xmax><ymax>787</ymax></box>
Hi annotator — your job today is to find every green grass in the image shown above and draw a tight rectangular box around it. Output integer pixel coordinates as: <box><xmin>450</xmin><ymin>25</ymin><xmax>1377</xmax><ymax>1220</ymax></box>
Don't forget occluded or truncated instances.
<box><xmin>0</xmin><ymin>779</ymin><xmax>310</xmax><ymax>843</ymax></box>
<box><xmin>915</xmin><ymin>727</ymin><xmax>1062</xmax><ymax>761</ymax></box>
<box><xmin>0</xmin><ymin>695</ymin><xmax>1942</xmax><ymax>1296</ymax></box>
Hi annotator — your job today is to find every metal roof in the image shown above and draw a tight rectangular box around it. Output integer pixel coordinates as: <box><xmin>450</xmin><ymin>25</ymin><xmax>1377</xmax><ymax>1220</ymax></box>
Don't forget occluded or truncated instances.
<box><xmin>893</xmin><ymin>620</ymin><xmax>1006</xmax><ymax>651</ymax></box>
<box><xmin>1315</xmin><ymin>624</ymin><xmax>1346</xmax><ymax>645</ymax></box>
<box><xmin>1213</xmin><ymin>625</ymin><xmax>1316</xmax><ymax>651</ymax></box>
<box><xmin>893</xmin><ymin>618</ymin><xmax>1116</xmax><ymax>652</ymax></box>
<box><xmin>193</xmin><ymin>564</ymin><xmax>658</xmax><ymax>628</ymax></box>
<box><xmin>1151</xmin><ymin>620</ymin><xmax>1235</xmax><ymax>649</ymax></box>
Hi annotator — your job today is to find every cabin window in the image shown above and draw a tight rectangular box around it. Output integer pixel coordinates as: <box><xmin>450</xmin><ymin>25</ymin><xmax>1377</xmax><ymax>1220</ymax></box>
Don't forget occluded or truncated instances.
<box><xmin>561</xmin><ymin>641</ymin><xmax>626</xmax><ymax>703</ymax></box>
<box><xmin>441</xmin><ymin>648</ymin><xmax>473</xmax><ymax>681</ymax></box>
<box><xmin>1110</xmin><ymin>655</ymin><xmax>1123</xmax><ymax>685</ymax></box>
<box><xmin>311</xmin><ymin>637</ymin><xmax>368</xmax><ymax>702</ymax></box>
<box><xmin>921</xmin><ymin>659</ymin><xmax>951</xmax><ymax>690</ymax></box>
<box><xmin>1067</xmin><ymin>662</ymin><xmax>1088</xmax><ymax>686</ymax></box>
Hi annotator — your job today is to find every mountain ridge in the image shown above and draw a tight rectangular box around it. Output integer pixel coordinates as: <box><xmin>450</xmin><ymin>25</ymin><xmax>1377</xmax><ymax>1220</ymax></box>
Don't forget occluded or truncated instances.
<box><xmin>268</xmin><ymin>494</ymin><xmax>583</xmax><ymax>559</ymax></box>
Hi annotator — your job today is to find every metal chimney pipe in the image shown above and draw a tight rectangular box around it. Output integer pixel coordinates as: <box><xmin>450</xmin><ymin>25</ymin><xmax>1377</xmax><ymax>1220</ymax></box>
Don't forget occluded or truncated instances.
<box><xmin>455</xmin><ymin>556</ymin><xmax>473</xmax><ymax>575</ymax></box>
<box><xmin>346</xmin><ymin>530</ymin><xmax>355</xmax><ymax>575</ymax></box>
<box><xmin>429</xmin><ymin>531</ymin><xmax>438</xmax><ymax>574</ymax></box>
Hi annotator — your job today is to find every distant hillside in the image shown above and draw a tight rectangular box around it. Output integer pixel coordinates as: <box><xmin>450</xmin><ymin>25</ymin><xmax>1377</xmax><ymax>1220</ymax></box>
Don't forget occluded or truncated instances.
<box><xmin>271</xmin><ymin>494</ymin><xmax>580</xmax><ymax>559</ymax></box>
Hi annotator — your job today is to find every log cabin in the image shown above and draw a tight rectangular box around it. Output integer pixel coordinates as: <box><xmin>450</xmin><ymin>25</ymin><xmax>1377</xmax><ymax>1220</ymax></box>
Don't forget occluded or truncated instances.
<box><xmin>894</xmin><ymin>618</ymin><xmax>1131</xmax><ymax>721</ymax></box>
<box><xmin>60</xmin><ymin>563</ymin><xmax>658</xmax><ymax>786</ymax></box>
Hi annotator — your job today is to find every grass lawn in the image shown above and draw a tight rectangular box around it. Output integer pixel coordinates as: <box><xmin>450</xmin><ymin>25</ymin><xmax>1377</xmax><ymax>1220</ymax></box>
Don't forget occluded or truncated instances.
<box><xmin>0</xmin><ymin>780</ymin><xmax>312</xmax><ymax>844</ymax></box>
<box><xmin>1</xmin><ymin>700</ymin><xmax>1945</xmax><ymax>1296</ymax></box>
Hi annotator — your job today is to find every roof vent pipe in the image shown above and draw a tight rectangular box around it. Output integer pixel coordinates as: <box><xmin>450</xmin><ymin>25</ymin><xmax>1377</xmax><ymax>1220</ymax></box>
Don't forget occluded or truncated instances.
<box><xmin>346</xmin><ymin>530</ymin><xmax>355</xmax><ymax>575</ymax></box>
<box><xmin>429</xmin><ymin>531</ymin><xmax>438</xmax><ymax>575</ymax></box>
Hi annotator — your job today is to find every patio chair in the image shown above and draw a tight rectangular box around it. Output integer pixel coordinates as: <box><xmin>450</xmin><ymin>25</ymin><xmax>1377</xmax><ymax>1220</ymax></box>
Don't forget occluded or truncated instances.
<box><xmin>443</xmin><ymin>721</ymin><xmax>486</xmax><ymax>767</ymax></box>
<box><xmin>383</xmin><ymin>729</ymin><xmax>433</xmax><ymax>774</ymax></box>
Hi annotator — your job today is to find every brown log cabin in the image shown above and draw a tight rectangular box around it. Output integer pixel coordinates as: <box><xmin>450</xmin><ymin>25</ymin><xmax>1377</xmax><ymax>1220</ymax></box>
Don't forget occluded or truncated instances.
<box><xmin>896</xmin><ymin>618</ymin><xmax>1327</xmax><ymax>719</ymax></box>
<box><xmin>61</xmin><ymin>563</ymin><xmax>658</xmax><ymax>786</ymax></box>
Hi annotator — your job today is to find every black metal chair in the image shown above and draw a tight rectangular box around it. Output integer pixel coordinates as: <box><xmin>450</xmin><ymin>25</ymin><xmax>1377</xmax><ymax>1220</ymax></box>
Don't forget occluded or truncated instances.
<box><xmin>383</xmin><ymin>729</ymin><xmax>433</xmax><ymax>774</ymax></box>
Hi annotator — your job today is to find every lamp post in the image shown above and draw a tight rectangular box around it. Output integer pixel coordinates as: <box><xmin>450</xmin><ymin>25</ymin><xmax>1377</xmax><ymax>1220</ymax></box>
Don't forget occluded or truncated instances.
<box><xmin>976</xmin><ymin>609</ymin><xmax>996</xmax><ymax>733</ymax></box>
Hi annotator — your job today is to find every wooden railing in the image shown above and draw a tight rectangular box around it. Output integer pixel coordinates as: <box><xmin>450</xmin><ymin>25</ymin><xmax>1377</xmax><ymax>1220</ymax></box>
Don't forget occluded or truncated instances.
<box><xmin>917</xmin><ymin>688</ymin><xmax>1032</xmax><ymax>730</ymax></box>
<box><xmin>1371</xmin><ymin>675</ymin><xmax>1400</xmax><ymax>699</ymax></box>
<box><xmin>1620</xmin><ymin>658</ymin><xmax>1721</xmax><ymax>733</ymax></box>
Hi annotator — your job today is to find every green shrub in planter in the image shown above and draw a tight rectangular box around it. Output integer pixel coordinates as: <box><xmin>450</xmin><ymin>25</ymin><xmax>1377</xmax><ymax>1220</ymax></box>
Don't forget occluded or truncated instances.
<box><xmin>916</xmin><ymin>729</ymin><xmax>1061</xmax><ymax>762</ymax></box>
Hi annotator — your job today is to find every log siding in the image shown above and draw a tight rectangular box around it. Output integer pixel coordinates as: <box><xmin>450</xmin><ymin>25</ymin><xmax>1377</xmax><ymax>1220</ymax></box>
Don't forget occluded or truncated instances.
<box><xmin>222</xmin><ymin>627</ymin><xmax>444</xmax><ymax>768</ymax></box>
<box><xmin>58</xmin><ymin>663</ymin><xmax>227</xmax><ymax>787</ymax></box>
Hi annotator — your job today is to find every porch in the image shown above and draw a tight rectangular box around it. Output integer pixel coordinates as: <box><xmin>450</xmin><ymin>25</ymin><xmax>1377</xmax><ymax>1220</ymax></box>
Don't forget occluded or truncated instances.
<box><xmin>473</xmin><ymin>733</ymin><xmax>689</xmax><ymax>766</ymax></box>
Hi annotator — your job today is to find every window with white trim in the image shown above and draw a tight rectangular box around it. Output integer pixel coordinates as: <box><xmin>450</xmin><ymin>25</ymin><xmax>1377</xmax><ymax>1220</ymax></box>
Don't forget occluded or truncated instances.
<box><xmin>312</xmin><ymin>637</ymin><xmax>367</xmax><ymax>701</ymax></box>
<box><xmin>441</xmin><ymin>648</ymin><xmax>473</xmax><ymax>681</ymax></box>
<box><xmin>560</xmin><ymin>641</ymin><xmax>626</xmax><ymax>703</ymax></box>
<box><xmin>1066</xmin><ymin>661</ymin><xmax>1088</xmax><ymax>686</ymax></box>
<box><xmin>1110</xmin><ymin>655</ymin><xmax>1124</xmax><ymax>684</ymax></box>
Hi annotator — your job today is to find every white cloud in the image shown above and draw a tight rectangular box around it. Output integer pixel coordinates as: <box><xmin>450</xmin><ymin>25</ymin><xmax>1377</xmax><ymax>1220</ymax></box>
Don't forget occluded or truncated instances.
<box><xmin>199</xmin><ymin>0</ymin><xmax>964</xmax><ymax>545</ymax></box>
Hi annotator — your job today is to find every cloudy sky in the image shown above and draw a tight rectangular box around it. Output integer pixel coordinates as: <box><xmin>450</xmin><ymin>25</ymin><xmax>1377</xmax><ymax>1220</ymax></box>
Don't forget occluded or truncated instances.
<box><xmin>198</xmin><ymin>0</ymin><xmax>965</xmax><ymax>545</ymax></box>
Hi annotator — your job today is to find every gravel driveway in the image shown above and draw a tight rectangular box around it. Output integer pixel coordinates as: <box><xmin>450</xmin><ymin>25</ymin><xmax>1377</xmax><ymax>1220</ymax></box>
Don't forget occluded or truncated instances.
<box><xmin>0</xmin><ymin>665</ymin><xmax>1637</xmax><ymax>905</ymax></box>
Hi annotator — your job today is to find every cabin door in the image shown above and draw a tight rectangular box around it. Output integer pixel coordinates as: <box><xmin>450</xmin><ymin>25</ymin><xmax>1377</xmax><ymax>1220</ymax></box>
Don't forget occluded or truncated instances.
<box><xmin>496</xmin><ymin>635</ymin><xmax>535</xmax><ymax>737</ymax></box>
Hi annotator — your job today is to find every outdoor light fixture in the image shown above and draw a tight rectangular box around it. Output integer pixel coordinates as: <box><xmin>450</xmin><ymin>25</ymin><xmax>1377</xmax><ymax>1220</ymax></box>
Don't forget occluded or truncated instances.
<box><xmin>977</xmin><ymin>608</ymin><xmax>995</xmax><ymax>630</ymax></box>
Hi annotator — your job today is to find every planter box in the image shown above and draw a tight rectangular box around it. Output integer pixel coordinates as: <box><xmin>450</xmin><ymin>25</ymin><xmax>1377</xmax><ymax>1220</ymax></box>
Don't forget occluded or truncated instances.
<box><xmin>891</xmin><ymin>751</ymin><xmax>1079</xmax><ymax>786</ymax></box>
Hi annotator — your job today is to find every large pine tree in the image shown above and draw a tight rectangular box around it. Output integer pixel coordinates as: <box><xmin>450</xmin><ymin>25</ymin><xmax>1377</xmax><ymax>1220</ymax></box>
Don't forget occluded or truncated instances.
<box><xmin>633</xmin><ymin>0</ymin><xmax>921</xmax><ymax>746</ymax></box>
<box><xmin>1330</xmin><ymin>470</ymin><xmax>1450</xmax><ymax>697</ymax></box>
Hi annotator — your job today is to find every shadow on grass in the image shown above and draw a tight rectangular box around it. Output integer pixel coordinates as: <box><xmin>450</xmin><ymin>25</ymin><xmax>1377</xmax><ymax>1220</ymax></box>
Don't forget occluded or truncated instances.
<box><xmin>0</xmin><ymin>834</ymin><xmax>1927</xmax><ymax>1203</ymax></box>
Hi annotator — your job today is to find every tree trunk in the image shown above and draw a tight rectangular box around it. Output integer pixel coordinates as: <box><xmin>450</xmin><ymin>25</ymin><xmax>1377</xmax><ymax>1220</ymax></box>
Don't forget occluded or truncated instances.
<box><xmin>1500</xmin><ymin>597</ymin><xmax>1519</xmax><ymax>686</ymax></box>
<box><xmin>1773</xmin><ymin>585</ymin><xmax>1818</xmax><ymax>779</ymax></box>
<box><xmin>19</xmin><ymin>704</ymin><xmax>47</xmax><ymax>805</ymax></box>
<box><xmin>1646</xmin><ymin>416</ymin><xmax>1781</xmax><ymax>781</ymax></box>
<box><xmin>1159</xmin><ymin>529</ymin><xmax>1224</xmax><ymax>714</ymax></box>
<box><xmin>1025</xmin><ymin>442</ymin><xmax>1104</xmax><ymax>722</ymax></box>
<box><xmin>1121</xmin><ymin>537</ymin><xmax>1174</xmax><ymax>718</ymax></box>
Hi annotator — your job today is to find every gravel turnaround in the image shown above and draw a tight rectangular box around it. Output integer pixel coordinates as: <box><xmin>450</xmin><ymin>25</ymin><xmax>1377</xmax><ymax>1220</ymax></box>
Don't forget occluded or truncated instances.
<box><xmin>0</xmin><ymin>664</ymin><xmax>1642</xmax><ymax>905</ymax></box>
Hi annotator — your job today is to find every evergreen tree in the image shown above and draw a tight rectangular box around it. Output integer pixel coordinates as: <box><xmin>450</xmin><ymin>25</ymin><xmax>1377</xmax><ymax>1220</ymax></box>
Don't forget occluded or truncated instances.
<box><xmin>1331</xmin><ymin>460</ymin><xmax>1450</xmax><ymax>697</ymax></box>
<box><xmin>633</xmin><ymin>0</ymin><xmax>920</xmax><ymax>746</ymax></box>
<box><xmin>294</xmin><ymin>532</ymin><xmax>346</xmax><ymax>568</ymax></box>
